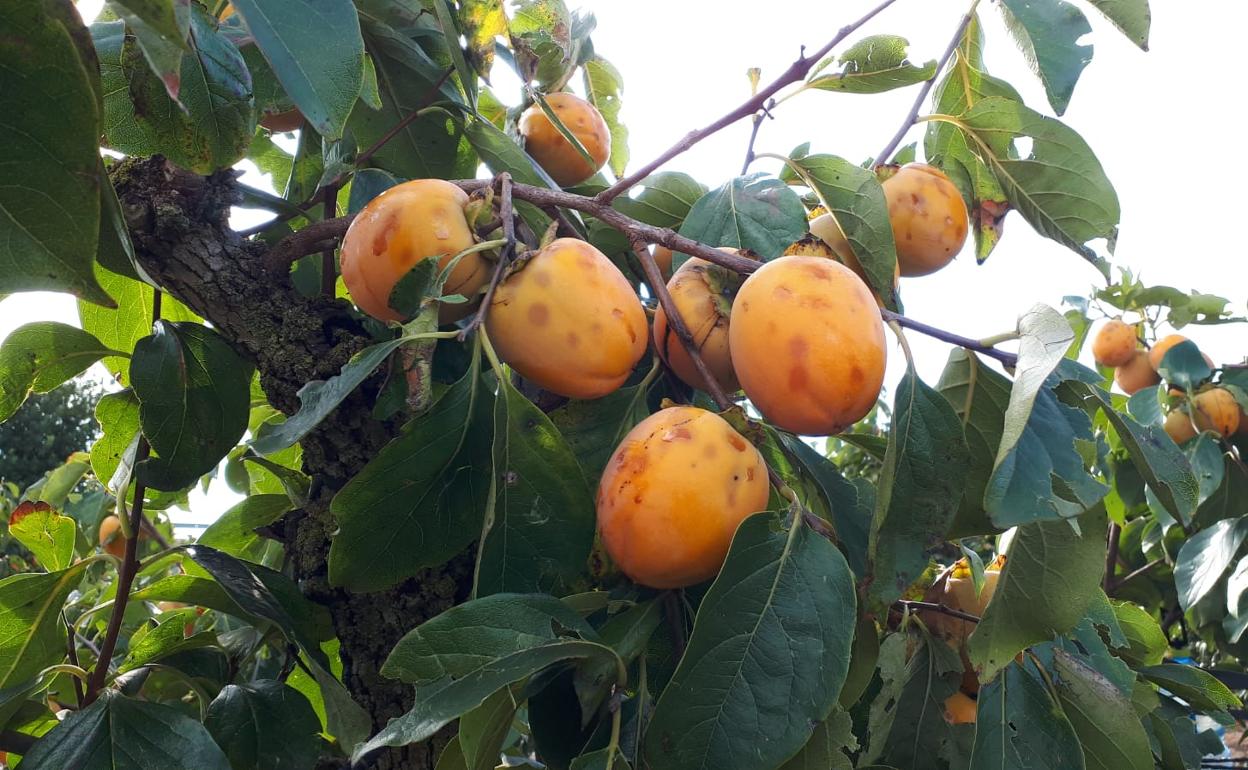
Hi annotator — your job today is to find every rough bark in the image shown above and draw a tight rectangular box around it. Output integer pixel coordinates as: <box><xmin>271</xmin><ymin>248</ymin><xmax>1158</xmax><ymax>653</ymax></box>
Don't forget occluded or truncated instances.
<box><xmin>112</xmin><ymin>156</ymin><xmax>470</xmax><ymax>769</ymax></box>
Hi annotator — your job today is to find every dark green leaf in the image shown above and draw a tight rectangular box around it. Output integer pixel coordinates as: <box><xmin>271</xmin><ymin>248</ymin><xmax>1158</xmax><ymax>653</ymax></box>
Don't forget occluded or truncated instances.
<box><xmin>1085</xmin><ymin>0</ymin><xmax>1150</xmax><ymax>50</ymax></box>
<box><xmin>476</xmin><ymin>376</ymin><xmax>596</xmax><ymax>597</ymax></box>
<box><xmin>970</xmin><ymin>661</ymin><xmax>1082</xmax><ymax>770</ymax></box>
<box><xmin>131</xmin><ymin>321</ymin><xmax>253</xmax><ymax>491</ymax></box>
<box><xmin>952</xmin><ymin>97</ymin><xmax>1119</xmax><ymax>272</ymax></box>
<box><xmin>228</xmin><ymin>0</ymin><xmax>363</xmax><ymax>139</ymax></box>
<box><xmin>204</xmin><ymin>681</ymin><xmax>322</xmax><ymax>770</ymax></box>
<box><xmin>839</xmin><ymin>614</ymin><xmax>879</xmax><ymax>708</ymax></box>
<box><xmin>806</xmin><ymin>35</ymin><xmax>936</xmax><ymax>95</ymax></box>
<box><xmin>644</xmin><ymin>513</ymin><xmax>857</xmax><ymax>770</ymax></box>
<box><xmin>870</xmin><ymin>371</ymin><xmax>970</xmax><ymax>604</ymax></box>
<box><xmin>779</xmin><ymin>707</ymin><xmax>855</xmax><ymax>770</ymax></box>
<box><xmin>132</xmin><ymin>574</ymin><xmax>245</xmax><ymax>617</ymax></box>
<box><xmin>7</xmin><ymin>501</ymin><xmax>76</xmax><ymax>571</ymax></box>
<box><xmin>550</xmin><ymin>366</ymin><xmax>656</xmax><ymax>482</ymax></box>
<box><xmin>22</xmin><ymin>690</ymin><xmax>231</xmax><ymax>770</ymax></box>
<box><xmin>781</xmin><ymin>434</ymin><xmax>872</xmax><ymax>577</ymax></box>
<box><xmin>347</xmin><ymin>167</ymin><xmax>403</xmax><ymax>214</ymax></box>
<box><xmin>864</xmin><ymin>628</ymin><xmax>962</xmax><ymax>767</ymax></box>
<box><xmin>0</xmin><ymin>563</ymin><xmax>86</xmax><ymax>688</ymax></box>
<box><xmin>458</xmin><ymin>684</ymin><xmax>523</xmax><ymax>770</ymax></box>
<box><xmin>968</xmin><ymin>507</ymin><xmax>1106</xmax><ymax>680</ymax></box>
<box><xmin>1157</xmin><ymin>340</ymin><xmax>1212</xmax><ymax>392</ymax></box>
<box><xmin>1137</xmin><ymin>663</ymin><xmax>1241</xmax><ymax>713</ymax></box>
<box><xmin>678</xmin><ymin>174</ymin><xmax>808</xmax><ymax>261</ymax></box>
<box><xmin>329</xmin><ymin>359</ymin><xmax>491</xmax><ymax>592</ymax></box>
<box><xmin>612</xmin><ymin>172</ymin><xmax>707</xmax><ymax>230</ymax></box>
<box><xmin>998</xmin><ymin>0</ymin><xmax>1092</xmax><ymax>115</ymax></box>
<box><xmin>110</xmin><ymin>0</ymin><xmax>190</xmax><ymax>102</ymax></box>
<box><xmin>0</xmin><ymin>323</ymin><xmax>120</xmax><ymax>422</ymax></box>
<box><xmin>462</xmin><ymin>115</ymin><xmax>558</xmax><ymax>233</ymax></box>
<box><xmin>1052</xmin><ymin>650</ymin><xmax>1152</xmax><ymax>770</ymax></box>
<box><xmin>936</xmin><ymin>350</ymin><xmax>1009</xmax><ymax>536</ymax></box>
<box><xmin>786</xmin><ymin>154</ymin><xmax>900</xmax><ymax>311</ymax></box>
<box><xmin>1175</xmin><ymin>517</ymin><xmax>1248</xmax><ymax>611</ymax></box>
<box><xmin>196</xmin><ymin>494</ymin><xmax>290</xmax><ymax>563</ymax></box>
<box><xmin>0</xmin><ymin>0</ymin><xmax>110</xmax><ymax>305</ymax></box>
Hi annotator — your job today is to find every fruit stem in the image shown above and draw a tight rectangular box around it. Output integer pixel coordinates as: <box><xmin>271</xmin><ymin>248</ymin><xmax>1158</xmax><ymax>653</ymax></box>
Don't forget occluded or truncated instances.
<box><xmin>462</xmin><ymin>174</ymin><xmax>517</xmax><ymax>340</ymax></box>
<box><xmin>874</xmin><ymin>0</ymin><xmax>981</xmax><ymax>166</ymax></box>
<box><xmin>977</xmin><ymin>330</ymin><xmax>1020</xmax><ymax>347</ymax></box>
<box><xmin>595</xmin><ymin>0</ymin><xmax>902</xmax><ymax>203</ymax></box>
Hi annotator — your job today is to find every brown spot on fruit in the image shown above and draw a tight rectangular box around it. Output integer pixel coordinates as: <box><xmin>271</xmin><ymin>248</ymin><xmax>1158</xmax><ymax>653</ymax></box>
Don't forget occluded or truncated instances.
<box><xmin>528</xmin><ymin>303</ymin><xmax>550</xmax><ymax>325</ymax></box>
<box><xmin>882</xmin><ymin>163</ymin><xmax>967</xmax><ymax>276</ymax></box>
<box><xmin>788</xmin><ymin>366</ymin><xmax>808</xmax><ymax>390</ymax></box>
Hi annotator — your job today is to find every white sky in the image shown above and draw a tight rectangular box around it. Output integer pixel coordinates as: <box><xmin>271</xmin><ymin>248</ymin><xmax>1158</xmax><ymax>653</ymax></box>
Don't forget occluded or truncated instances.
<box><xmin>5</xmin><ymin>0</ymin><xmax>1246</xmax><ymax>529</ymax></box>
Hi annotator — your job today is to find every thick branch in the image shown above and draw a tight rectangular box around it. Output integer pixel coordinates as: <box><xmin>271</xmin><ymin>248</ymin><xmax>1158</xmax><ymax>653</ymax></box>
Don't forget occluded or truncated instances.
<box><xmin>596</xmin><ymin>0</ymin><xmax>901</xmax><ymax>202</ymax></box>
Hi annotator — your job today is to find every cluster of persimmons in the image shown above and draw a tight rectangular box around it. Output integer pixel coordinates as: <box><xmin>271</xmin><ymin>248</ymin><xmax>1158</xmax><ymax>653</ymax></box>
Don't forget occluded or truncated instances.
<box><xmin>1094</xmin><ymin>320</ymin><xmax>1243</xmax><ymax>445</ymax></box>
<box><xmin>329</xmin><ymin>93</ymin><xmax>971</xmax><ymax>592</ymax></box>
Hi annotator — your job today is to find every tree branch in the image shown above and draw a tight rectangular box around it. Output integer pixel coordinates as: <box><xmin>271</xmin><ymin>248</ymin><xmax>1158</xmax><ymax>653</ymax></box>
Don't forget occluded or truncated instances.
<box><xmin>895</xmin><ymin>599</ymin><xmax>981</xmax><ymax>624</ymax></box>
<box><xmin>354</xmin><ymin>67</ymin><xmax>456</xmax><ymax>170</ymax></box>
<box><xmin>1103</xmin><ymin>521</ymin><xmax>1121</xmax><ymax>593</ymax></box>
<box><xmin>880</xmin><ymin>308</ymin><xmax>1018</xmax><ymax>367</ymax></box>
<box><xmin>874</xmin><ymin>0</ymin><xmax>979</xmax><ymax>165</ymax></box>
<box><xmin>596</xmin><ymin>0</ymin><xmax>901</xmax><ymax>203</ymax></box>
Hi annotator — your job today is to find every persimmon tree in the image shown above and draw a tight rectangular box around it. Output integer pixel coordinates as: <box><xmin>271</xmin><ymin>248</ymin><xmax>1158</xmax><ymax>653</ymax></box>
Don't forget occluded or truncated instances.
<box><xmin>1</xmin><ymin>0</ymin><xmax>1246</xmax><ymax>769</ymax></box>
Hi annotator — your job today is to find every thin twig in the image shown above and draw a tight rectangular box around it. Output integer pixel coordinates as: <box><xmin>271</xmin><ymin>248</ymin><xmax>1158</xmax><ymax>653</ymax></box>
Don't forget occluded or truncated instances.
<box><xmin>895</xmin><ymin>599</ymin><xmax>981</xmax><ymax>624</ymax></box>
<box><xmin>321</xmin><ymin>183</ymin><xmax>340</xmax><ymax>297</ymax></box>
<box><xmin>1103</xmin><ymin>521</ymin><xmax>1121</xmax><ymax>593</ymax></box>
<box><xmin>354</xmin><ymin>67</ymin><xmax>456</xmax><ymax>169</ymax></box>
<box><xmin>1112</xmin><ymin>558</ymin><xmax>1163</xmax><ymax>593</ymax></box>
<box><xmin>874</xmin><ymin>0</ymin><xmax>980</xmax><ymax>165</ymax></box>
<box><xmin>461</xmin><ymin>174</ymin><xmax>516</xmax><ymax>340</ymax></box>
<box><xmin>741</xmin><ymin>101</ymin><xmax>774</xmax><ymax>175</ymax></box>
<box><xmin>880</xmin><ymin>308</ymin><xmax>1018</xmax><ymax>367</ymax></box>
<box><xmin>596</xmin><ymin>0</ymin><xmax>901</xmax><ymax>203</ymax></box>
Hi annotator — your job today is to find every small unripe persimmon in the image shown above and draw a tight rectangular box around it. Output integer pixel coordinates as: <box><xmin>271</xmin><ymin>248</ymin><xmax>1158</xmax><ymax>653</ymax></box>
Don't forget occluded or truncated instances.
<box><xmin>808</xmin><ymin>213</ymin><xmax>900</xmax><ymax>304</ymax></box>
<box><xmin>652</xmin><ymin>253</ymin><xmax>746</xmax><ymax>393</ymax></box>
<box><xmin>487</xmin><ymin>238</ymin><xmax>646</xmax><ymax>399</ymax></box>
<box><xmin>98</xmin><ymin>515</ymin><xmax>127</xmax><ymax>559</ymax></box>
<box><xmin>340</xmin><ymin>179</ymin><xmax>489</xmax><ymax>323</ymax></box>
<box><xmin>519</xmin><ymin>93</ymin><xmax>610</xmax><ymax>187</ymax></box>
<box><xmin>1148</xmin><ymin>334</ymin><xmax>1191</xmax><ymax>372</ymax></box>
<box><xmin>943</xmin><ymin>691</ymin><xmax>977</xmax><ymax>725</ymax></box>
<box><xmin>881</xmin><ymin>164</ymin><xmax>968</xmax><ymax>276</ymax></box>
<box><xmin>729</xmin><ymin>256</ymin><xmax>886</xmax><ymax>435</ymax></box>
<box><xmin>1192</xmin><ymin>387</ymin><xmax>1241</xmax><ymax>437</ymax></box>
<box><xmin>652</xmin><ymin>245</ymin><xmax>674</xmax><ymax>279</ymax></box>
<box><xmin>1091</xmin><ymin>319</ymin><xmax>1138</xmax><ymax>367</ymax></box>
<box><xmin>596</xmin><ymin>406</ymin><xmax>769</xmax><ymax>588</ymax></box>
<box><xmin>1115</xmin><ymin>350</ymin><xmax>1161</xmax><ymax>395</ymax></box>
<box><xmin>1164</xmin><ymin>409</ymin><xmax>1198</xmax><ymax>446</ymax></box>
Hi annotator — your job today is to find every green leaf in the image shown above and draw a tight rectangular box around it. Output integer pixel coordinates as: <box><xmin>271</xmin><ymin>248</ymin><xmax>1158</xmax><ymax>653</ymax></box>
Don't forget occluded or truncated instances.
<box><xmin>508</xmin><ymin>0</ymin><xmax>573</xmax><ymax>87</ymax></box>
<box><xmin>779</xmin><ymin>707</ymin><xmax>855</xmax><ymax>770</ymax></box>
<box><xmin>780</xmin><ymin>434</ymin><xmax>872</xmax><ymax>577</ymax></box>
<box><xmin>1176</xmin><ymin>516</ymin><xmax>1248</xmax><ymax>611</ymax></box>
<box><xmin>359</xmin><ymin>640</ymin><xmax>618</xmax><ymax>761</ymax></box>
<box><xmin>644</xmin><ymin>513</ymin><xmax>857</xmax><ymax>770</ymax></box>
<box><xmin>970</xmin><ymin>661</ymin><xmax>1082</xmax><ymax>770</ymax></box>
<box><xmin>78</xmin><ymin>264</ymin><xmax>200</xmax><ymax>385</ymax></box>
<box><xmin>1110</xmin><ymin>600</ymin><xmax>1166</xmax><ymax>666</ymax></box>
<box><xmin>130</xmin><ymin>321</ymin><xmax>253</xmax><ymax>491</ymax></box>
<box><xmin>227</xmin><ymin>0</ymin><xmax>363</xmax><ymax>139</ymax></box>
<box><xmin>937</xmin><ymin>350</ymin><xmax>1010</xmax><ymax>535</ymax></box>
<box><xmin>549</xmin><ymin>368</ymin><xmax>655</xmax><ymax>482</ymax></box>
<box><xmin>330</xmin><ymin>359</ymin><xmax>491</xmax><ymax>592</ymax></box>
<box><xmin>839</xmin><ymin>614</ymin><xmax>880</xmax><ymax>709</ymax></box>
<box><xmin>924</xmin><ymin>15</ymin><xmax>1017</xmax><ymax>261</ymax></box>
<box><xmin>120</xmin><ymin>610</ymin><xmax>217</xmax><ymax>673</ymax></box>
<box><xmin>0</xmin><ymin>563</ymin><xmax>87</xmax><ymax>688</ymax></box>
<box><xmin>204</xmin><ymin>681</ymin><xmax>322</xmax><ymax>770</ymax></box>
<box><xmin>7</xmin><ymin>501</ymin><xmax>76</xmax><ymax>571</ymax></box>
<box><xmin>458</xmin><ymin>0</ymin><xmax>506</xmax><ymax>77</ymax></box>
<box><xmin>1074</xmin><ymin>382</ymin><xmax>1198</xmax><ymax>523</ymax></box>
<box><xmin>864</xmin><ymin>628</ymin><xmax>962</xmax><ymax>767</ymax></box>
<box><xmin>869</xmin><ymin>371</ymin><xmax>970</xmax><ymax>604</ymax></box>
<box><xmin>951</xmin><ymin>97</ymin><xmax>1119</xmax><ymax>272</ymax></box>
<box><xmin>196</xmin><ymin>494</ymin><xmax>290</xmax><ymax>563</ymax></box>
<box><xmin>998</xmin><ymin>0</ymin><xmax>1092</xmax><ymax>115</ymax></box>
<box><xmin>786</xmin><ymin>154</ymin><xmax>900</xmax><ymax>311</ymax></box>
<box><xmin>968</xmin><ymin>507</ymin><xmax>1106</xmax><ymax>680</ymax></box>
<box><xmin>583</xmin><ymin>57</ymin><xmax>629</xmax><ymax>178</ymax></box>
<box><xmin>132</xmin><ymin>574</ymin><xmax>243</xmax><ymax>617</ymax></box>
<box><xmin>458</xmin><ymin>684</ymin><xmax>523</xmax><ymax>770</ymax></box>
<box><xmin>462</xmin><ymin>114</ymin><xmax>559</xmax><ymax>233</ymax></box>
<box><xmin>612</xmin><ymin>172</ymin><xmax>707</xmax><ymax>229</ymax></box>
<box><xmin>0</xmin><ymin>0</ymin><xmax>111</xmax><ymax>306</ymax></box>
<box><xmin>95</xmin><ymin>9</ymin><xmax>254</xmax><ymax>174</ymax></box>
<box><xmin>1138</xmin><ymin>663</ymin><xmax>1241</xmax><ymax>713</ymax></box>
<box><xmin>91</xmin><ymin>389</ymin><xmax>142</xmax><ymax>492</ymax></box>
<box><xmin>475</xmin><ymin>376</ymin><xmax>596</xmax><ymax>597</ymax></box>
<box><xmin>678</xmin><ymin>174</ymin><xmax>808</xmax><ymax>261</ymax></box>
<box><xmin>1156</xmin><ymin>340</ymin><xmax>1212</xmax><ymax>392</ymax></box>
<box><xmin>382</xmin><ymin>593</ymin><xmax>596</xmax><ymax>684</ymax></box>
<box><xmin>570</xmin><ymin>748</ymin><xmax>632</xmax><ymax>770</ymax></box>
<box><xmin>347</xmin><ymin>167</ymin><xmax>402</xmax><ymax>214</ymax></box>
<box><xmin>806</xmin><ymin>34</ymin><xmax>936</xmax><ymax>95</ymax></box>
<box><xmin>109</xmin><ymin>0</ymin><xmax>191</xmax><ymax>102</ymax></box>
<box><xmin>21</xmin><ymin>690</ymin><xmax>231</xmax><ymax>770</ymax></box>
<box><xmin>0</xmin><ymin>322</ymin><xmax>120</xmax><ymax>422</ymax></box>
<box><xmin>1052</xmin><ymin>650</ymin><xmax>1153</xmax><ymax>770</ymax></box>
<box><xmin>108</xmin><ymin>0</ymin><xmax>188</xmax><ymax>56</ymax></box>
<box><xmin>1085</xmin><ymin>0</ymin><xmax>1151</xmax><ymax>50</ymax></box>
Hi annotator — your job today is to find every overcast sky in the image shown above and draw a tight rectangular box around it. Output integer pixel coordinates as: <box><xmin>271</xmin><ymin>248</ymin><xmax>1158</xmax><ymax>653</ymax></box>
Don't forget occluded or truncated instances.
<box><xmin>5</xmin><ymin>0</ymin><xmax>1244</xmax><ymax>527</ymax></box>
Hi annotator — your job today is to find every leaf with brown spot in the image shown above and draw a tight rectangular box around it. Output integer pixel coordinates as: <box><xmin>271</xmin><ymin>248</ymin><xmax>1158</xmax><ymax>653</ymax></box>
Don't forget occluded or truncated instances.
<box><xmin>8</xmin><ymin>501</ymin><xmax>77</xmax><ymax>571</ymax></box>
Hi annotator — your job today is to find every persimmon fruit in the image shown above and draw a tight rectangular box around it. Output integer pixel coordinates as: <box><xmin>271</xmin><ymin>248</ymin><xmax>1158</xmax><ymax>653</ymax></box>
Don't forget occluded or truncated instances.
<box><xmin>729</xmin><ymin>256</ymin><xmax>886</xmax><ymax>435</ymax></box>
<box><xmin>652</xmin><ymin>245</ymin><xmax>674</xmax><ymax>279</ymax></box>
<box><xmin>1091</xmin><ymin>319</ymin><xmax>1138</xmax><ymax>367</ymax></box>
<box><xmin>1164</xmin><ymin>409</ymin><xmax>1198</xmax><ymax>445</ymax></box>
<box><xmin>807</xmin><ymin>212</ymin><xmax>900</xmax><ymax>303</ymax></box>
<box><xmin>943</xmin><ymin>691</ymin><xmax>977</xmax><ymax>725</ymax></box>
<box><xmin>1114</xmin><ymin>350</ymin><xmax>1161</xmax><ymax>394</ymax></box>
<box><xmin>98</xmin><ymin>515</ymin><xmax>127</xmax><ymax>559</ymax></box>
<box><xmin>340</xmin><ymin>179</ymin><xmax>489</xmax><ymax>323</ymax></box>
<box><xmin>1148</xmin><ymin>334</ymin><xmax>1190</xmax><ymax>371</ymax></box>
<box><xmin>519</xmin><ymin>93</ymin><xmax>611</xmax><ymax>187</ymax></box>
<box><xmin>881</xmin><ymin>163</ymin><xmax>968</xmax><ymax>276</ymax></box>
<box><xmin>596</xmin><ymin>406</ymin><xmax>769</xmax><ymax>589</ymax></box>
<box><xmin>487</xmin><ymin>238</ymin><xmax>646</xmax><ymax>399</ymax></box>
<box><xmin>652</xmin><ymin>253</ymin><xmax>746</xmax><ymax>393</ymax></box>
<box><xmin>1192</xmin><ymin>387</ymin><xmax>1241</xmax><ymax>437</ymax></box>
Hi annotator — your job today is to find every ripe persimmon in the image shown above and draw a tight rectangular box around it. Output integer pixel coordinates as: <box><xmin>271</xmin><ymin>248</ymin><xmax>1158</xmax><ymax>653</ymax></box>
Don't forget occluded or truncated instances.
<box><xmin>729</xmin><ymin>256</ymin><xmax>886</xmax><ymax>435</ymax></box>
<box><xmin>1091</xmin><ymin>319</ymin><xmax>1138</xmax><ymax>367</ymax></box>
<box><xmin>1193</xmin><ymin>387</ymin><xmax>1241</xmax><ymax>437</ymax></box>
<box><xmin>807</xmin><ymin>213</ymin><xmax>900</xmax><ymax>305</ymax></box>
<box><xmin>519</xmin><ymin>93</ymin><xmax>610</xmax><ymax>187</ymax></box>
<box><xmin>596</xmin><ymin>406</ymin><xmax>769</xmax><ymax>588</ymax></box>
<box><xmin>1115</xmin><ymin>350</ymin><xmax>1161</xmax><ymax>395</ymax></box>
<box><xmin>652</xmin><ymin>245</ymin><xmax>675</xmax><ymax>279</ymax></box>
<box><xmin>1164</xmin><ymin>409</ymin><xmax>1198</xmax><ymax>446</ymax></box>
<box><xmin>340</xmin><ymin>179</ymin><xmax>489</xmax><ymax>323</ymax></box>
<box><xmin>1148</xmin><ymin>334</ymin><xmax>1191</xmax><ymax>372</ymax></box>
<box><xmin>652</xmin><ymin>253</ymin><xmax>746</xmax><ymax>393</ymax></box>
<box><xmin>881</xmin><ymin>164</ymin><xmax>968</xmax><ymax>276</ymax></box>
<box><xmin>487</xmin><ymin>238</ymin><xmax>646</xmax><ymax>399</ymax></box>
<box><xmin>943</xmin><ymin>691</ymin><xmax>977</xmax><ymax>725</ymax></box>
<box><xmin>98</xmin><ymin>515</ymin><xmax>127</xmax><ymax>560</ymax></box>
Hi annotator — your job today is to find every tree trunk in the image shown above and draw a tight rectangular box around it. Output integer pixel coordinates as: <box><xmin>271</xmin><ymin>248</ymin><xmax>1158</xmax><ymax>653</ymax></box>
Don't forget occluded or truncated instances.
<box><xmin>113</xmin><ymin>156</ymin><xmax>466</xmax><ymax>769</ymax></box>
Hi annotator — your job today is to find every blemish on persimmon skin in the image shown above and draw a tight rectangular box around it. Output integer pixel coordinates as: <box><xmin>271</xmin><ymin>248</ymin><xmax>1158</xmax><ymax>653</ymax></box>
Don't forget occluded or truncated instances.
<box><xmin>788</xmin><ymin>366</ymin><xmax>809</xmax><ymax>391</ymax></box>
<box><xmin>789</xmin><ymin>336</ymin><xmax>809</xmax><ymax>359</ymax></box>
<box><xmin>566</xmin><ymin>332</ymin><xmax>581</xmax><ymax>348</ymax></box>
<box><xmin>702</xmin><ymin>444</ymin><xmax>718</xmax><ymax>460</ymax></box>
<box><xmin>372</xmin><ymin>216</ymin><xmax>399</xmax><ymax>255</ymax></box>
<box><xmin>528</xmin><ymin>304</ymin><xmax>550</xmax><ymax>325</ymax></box>
<box><xmin>662</xmin><ymin>426</ymin><xmax>693</xmax><ymax>442</ymax></box>
<box><xmin>727</xmin><ymin>434</ymin><xmax>748</xmax><ymax>452</ymax></box>
<box><xmin>746</xmin><ymin>467</ymin><xmax>755</xmax><ymax>481</ymax></box>
<box><xmin>534</xmin><ymin>271</ymin><xmax>553</xmax><ymax>287</ymax></box>
<box><xmin>850</xmin><ymin>365</ymin><xmax>865</xmax><ymax>386</ymax></box>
